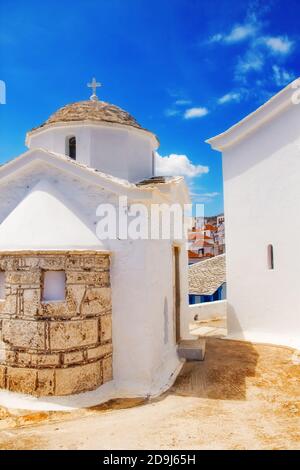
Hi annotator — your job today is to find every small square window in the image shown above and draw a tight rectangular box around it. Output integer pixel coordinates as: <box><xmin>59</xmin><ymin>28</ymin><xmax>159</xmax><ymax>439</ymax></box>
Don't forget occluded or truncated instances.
<box><xmin>0</xmin><ymin>272</ymin><xmax>5</xmax><ymax>300</ymax></box>
<box><xmin>43</xmin><ymin>271</ymin><xmax>66</xmax><ymax>302</ymax></box>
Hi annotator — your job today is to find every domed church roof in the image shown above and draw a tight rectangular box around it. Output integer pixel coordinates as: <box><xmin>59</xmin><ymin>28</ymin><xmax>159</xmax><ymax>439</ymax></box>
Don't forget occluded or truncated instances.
<box><xmin>31</xmin><ymin>100</ymin><xmax>144</xmax><ymax>132</ymax></box>
<box><xmin>28</xmin><ymin>78</ymin><xmax>158</xmax><ymax>144</ymax></box>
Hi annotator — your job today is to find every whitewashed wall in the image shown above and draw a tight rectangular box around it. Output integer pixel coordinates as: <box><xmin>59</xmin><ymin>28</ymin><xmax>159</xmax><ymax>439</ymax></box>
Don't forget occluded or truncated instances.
<box><xmin>222</xmin><ymin>103</ymin><xmax>300</xmax><ymax>349</ymax></box>
<box><xmin>0</xmin><ymin>160</ymin><xmax>187</xmax><ymax>400</ymax></box>
<box><xmin>189</xmin><ymin>299</ymin><xmax>227</xmax><ymax>322</ymax></box>
<box><xmin>28</xmin><ymin>124</ymin><xmax>156</xmax><ymax>183</ymax></box>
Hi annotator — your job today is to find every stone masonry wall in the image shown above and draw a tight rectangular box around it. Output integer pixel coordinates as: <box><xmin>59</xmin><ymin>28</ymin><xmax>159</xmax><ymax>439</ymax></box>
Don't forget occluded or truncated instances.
<box><xmin>0</xmin><ymin>251</ymin><xmax>112</xmax><ymax>396</ymax></box>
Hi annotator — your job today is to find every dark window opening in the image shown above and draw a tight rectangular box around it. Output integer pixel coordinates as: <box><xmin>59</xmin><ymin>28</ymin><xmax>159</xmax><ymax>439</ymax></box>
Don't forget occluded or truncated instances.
<box><xmin>152</xmin><ymin>151</ymin><xmax>155</xmax><ymax>176</ymax></box>
<box><xmin>267</xmin><ymin>244</ymin><xmax>274</xmax><ymax>270</ymax></box>
<box><xmin>67</xmin><ymin>136</ymin><xmax>76</xmax><ymax>160</ymax></box>
<box><xmin>173</xmin><ymin>246</ymin><xmax>181</xmax><ymax>343</ymax></box>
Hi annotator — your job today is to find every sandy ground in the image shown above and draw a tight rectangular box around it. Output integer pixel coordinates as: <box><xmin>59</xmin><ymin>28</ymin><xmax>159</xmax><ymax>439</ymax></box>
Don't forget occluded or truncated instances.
<box><xmin>0</xmin><ymin>338</ymin><xmax>299</xmax><ymax>450</ymax></box>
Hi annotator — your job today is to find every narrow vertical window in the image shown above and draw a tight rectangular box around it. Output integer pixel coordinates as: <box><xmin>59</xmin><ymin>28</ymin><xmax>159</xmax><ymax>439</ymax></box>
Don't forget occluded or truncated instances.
<box><xmin>0</xmin><ymin>271</ymin><xmax>5</xmax><ymax>300</ymax></box>
<box><xmin>152</xmin><ymin>151</ymin><xmax>155</xmax><ymax>176</ymax></box>
<box><xmin>66</xmin><ymin>136</ymin><xmax>76</xmax><ymax>160</ymax></box>
<box><xmin>173</xmin><ymin>246</ymin><xmax>181</xmax><ymax>343</ymax></box>
<box><xmin>267</xmin><ymin>244</ymin><xmax>274</xmax><ymax>270</ymax></box>
<box><xmin>43</xmin><ymin>271</ymin><xmax>66</xmax><ymax>302</ymax></box>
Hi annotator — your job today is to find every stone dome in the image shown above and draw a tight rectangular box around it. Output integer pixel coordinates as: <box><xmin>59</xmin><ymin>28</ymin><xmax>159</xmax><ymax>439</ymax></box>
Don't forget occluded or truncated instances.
<box><xmin>31</xmin><ymin>100</ymin><xmax>145</xmax><ymax>132</ymax></box>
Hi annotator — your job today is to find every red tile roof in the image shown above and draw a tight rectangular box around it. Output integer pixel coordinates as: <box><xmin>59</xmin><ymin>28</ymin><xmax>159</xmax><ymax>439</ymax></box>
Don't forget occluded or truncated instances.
<box><xmin>192</xmin><ymin>240</ymin><xmax>214</xmax><ymax>248</ymax></box>
<box><xmin>203</xmin><ymin>224</ymin><xmax>217</xmax><ymax>231</ymax></box>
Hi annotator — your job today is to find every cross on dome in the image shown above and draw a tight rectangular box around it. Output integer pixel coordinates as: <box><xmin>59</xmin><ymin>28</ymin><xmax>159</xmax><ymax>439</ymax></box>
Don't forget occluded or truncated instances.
<box><xmin>87</xmin><ymin>77</ymin><xmax>102</xmax><ymax>101</ymax></box>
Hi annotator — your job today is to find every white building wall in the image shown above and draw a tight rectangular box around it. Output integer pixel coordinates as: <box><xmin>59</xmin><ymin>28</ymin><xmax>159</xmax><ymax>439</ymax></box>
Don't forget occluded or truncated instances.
<box><xmin>28</xmin><ymin>124</ymin><xmax>155</xmax><ymax>183</ymax></box>
<box><xmin>223</xmin><ymin>103</ymin><xmax>300</xmax><ymax>349</ymax></box>
<box><xmin>0</xmin><ymin>162</ymin><xmax>187</xmax><ymax>401</ymax></box>
<box><xmin>109</xmin><ymin>239</ymin><xmax>183</xmax><ymax>395</ymax></box>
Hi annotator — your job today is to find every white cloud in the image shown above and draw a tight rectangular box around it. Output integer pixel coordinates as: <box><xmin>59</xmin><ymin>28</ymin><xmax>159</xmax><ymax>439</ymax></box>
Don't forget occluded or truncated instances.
<box><xmin>209</xmin><ymin>23</ymin><xmax>256</xmax><ymax>44</ymax></box>
<box><xmin>209</xmin><ymin>33</ymin><xmax>223</xmax><ymax>43</ymax></box>
<box><xmin>272</xmin><ymin>65</ymin><xmax>295</xmax><ymax>87</ymax></box>
<box><xmin>164</xmin><ymin>108</ymin><xmax>180</xmax><ymax>117</ymax></box>
<box><xmin>225</xmin><ymin>24</ymin><xmax>256</xmax><ymax>43</ymax></box>
<box><xmin>175</xmin><ymin>99</ymin><xmax>192</xmax><ymax>105</ymax></box>
<box><xmin>155</xmin><ymin>153</ymin><xmax>209</xmax><ymax>178</ymax></box>
<box><xmin>218</xmin><ymin>92</ymin><xmax>241</xmax><ymax>104</ymax></box>
<box><xmin>202</xmin><ymin>192</ymin><xmax>219</xmax><ymax>197</ymax></box>
<box><xmin>235</xmin><ymin>50</ymin><xmax>264</xmax><ymax>80</ymax></box>
<box><xmin>184</xmin><ymin>107</ymin><xmax>209</xmax><ymax>119</ymax></box>
<box><xmin>190</xmin><ymin>191</ymin><xmax>220</xmax><ymax>203</ymax></box>
<box><xmin>208</xmin><ymin>7</ymin><xmax>295</xmax><ymax>88</ymax></box>
<box><xmin>262</xmin><ymin>36</ymin><xmax>294</xmax><ymax>55</ymax></box>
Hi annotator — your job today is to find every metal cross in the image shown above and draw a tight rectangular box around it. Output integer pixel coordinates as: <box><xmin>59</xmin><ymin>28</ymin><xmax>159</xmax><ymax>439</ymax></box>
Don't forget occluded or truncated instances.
<box><xmin>87</xmin><ymin>77</ymin><xmax>102</xmax><ymax>101</ymax></box>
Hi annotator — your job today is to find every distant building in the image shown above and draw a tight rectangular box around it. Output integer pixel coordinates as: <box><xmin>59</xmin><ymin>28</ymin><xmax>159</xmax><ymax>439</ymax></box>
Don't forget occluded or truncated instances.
<box><xmin>202</xmin><ymin>223</ymin><xmax>218</xmax><ymax>239</ymax></box>
<box><xmin>217</xmin><ymin>215</ymin><xmax>224</xmax><ymax>226</ymax></box>
<box><xmin>188</xmin><ymin>250</ymin><xmax>204</xmax><ymax>265</ymax></box>
<box><xmin>215</xmin><ymin>222</ymin><xmax>225</xmax><ymax>255</ymax></box>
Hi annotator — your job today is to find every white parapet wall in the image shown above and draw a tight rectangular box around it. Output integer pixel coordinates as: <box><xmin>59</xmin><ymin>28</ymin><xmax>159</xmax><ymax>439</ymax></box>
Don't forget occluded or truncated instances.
<box><xmin>181</xmin><ymin>300</ymin><xmax>227</xmax><ymax>340</ymax></box>
<box><xmin>189</xmin><ymin>299</ymin><xmax>227</xmax><ymax>322</ymax></box>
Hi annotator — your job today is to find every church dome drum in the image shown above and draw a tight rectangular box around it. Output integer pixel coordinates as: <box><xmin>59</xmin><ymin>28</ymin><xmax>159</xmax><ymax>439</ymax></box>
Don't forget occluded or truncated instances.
<box><xmin>26</xmin><ymin>78</ymin><xmax>158</xmax><ymax>183</ymax></box>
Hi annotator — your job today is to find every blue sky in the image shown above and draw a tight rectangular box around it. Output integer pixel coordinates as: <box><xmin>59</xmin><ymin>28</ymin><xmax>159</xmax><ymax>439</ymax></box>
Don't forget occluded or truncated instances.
<box><xmin>0</xmin><ymin>0</ymin><xmax>299</xmax><ymax>215</ymax></box>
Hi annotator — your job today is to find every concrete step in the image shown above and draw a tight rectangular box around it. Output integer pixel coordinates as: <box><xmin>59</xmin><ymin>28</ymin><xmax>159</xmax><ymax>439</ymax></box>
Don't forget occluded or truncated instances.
<box><xmin>177</xmin><ymin>339</ymin><xmax>206</xmax><ymax>361</ymax></box>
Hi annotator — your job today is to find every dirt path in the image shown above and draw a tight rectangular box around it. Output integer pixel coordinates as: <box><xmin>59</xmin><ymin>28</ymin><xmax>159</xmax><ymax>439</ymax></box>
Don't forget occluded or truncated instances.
<box><xmin>0</xmin><ymin>338</ymin><xmax>299</xmax><ymax>450</ymax></box>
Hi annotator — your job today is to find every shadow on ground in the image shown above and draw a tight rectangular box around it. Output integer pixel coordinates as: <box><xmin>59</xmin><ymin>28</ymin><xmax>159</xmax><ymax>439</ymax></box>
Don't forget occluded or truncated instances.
<box><xmin>0</xmin><ymin>338</ymin><xmax>299</xmax><ymax>449</ymax></box>
<box><xmin>172</xmin><ymin>338</ymin><xmax>259</xmax><ymax>400</ymax></box>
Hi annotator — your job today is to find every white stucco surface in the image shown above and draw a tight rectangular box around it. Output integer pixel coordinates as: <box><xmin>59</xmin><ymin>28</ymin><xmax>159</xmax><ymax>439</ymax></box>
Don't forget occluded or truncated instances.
<box><xmin>0</xmin><ymin>147</ymin><xmax>190</xmax><ymax>408</ymax></box>
<box><xmin>207</xmin><ymin>80</ymin><xmax>300</xmax><ymax>350</ymax></box>
<box><xmin>27</xmin><ymin>123</ymin><xmax>157</xmax><ymax>183</ymax></box>
<box><xmin>0</xmin><ymin>359</ymin><xmax>184</xmax><ymax>411</ymax></box>
<box><xmin>0</xmin><ymin>179</ymin><xmax>103</xmax><ymax>250</ymax></box>
<box><xmin>189</xmin><ymin>299</ymin><xmax>227</xmax><ymax>322</ymax></box>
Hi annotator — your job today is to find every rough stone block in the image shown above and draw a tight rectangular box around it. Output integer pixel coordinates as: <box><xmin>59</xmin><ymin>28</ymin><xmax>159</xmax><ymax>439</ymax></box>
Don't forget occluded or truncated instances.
<box><xmin>65</xmin><ymin>256</ymin><xmax>84</xmax><ymax>271</ymax></box>
<box><xmin>0</xmin><ymin>258</ymin><xmax>17</xmax><ymax>271</ymax></box>
<box><xmin>66</xmin><ymin>271</ymin><xmax>108</xmax><ymax>286</ymax></box>
<box><xmin>87</xmin><ymin>343</ymin><xmax>112</xmax><ymax>360</ymax></box>
<box><xmin>6</xmin><ymin>366</ymin><xmax>37</xmax><ymax>394</ymax></box>
<box><xmin>102</xmin><ymin>355</ymin><xmax>113</xmax><ymax>383</ymax></box>
<box><xmin>6</xmin><ymin>271</ymin><xmax>40</xmax><ymax>286</ymax></box>
<box><xmin>23</xmin><ymin>288</ymin><xmax>41</xmax><ymax>317</ymax></box>
<box><xmin>0</xmin><ymin>300</ymin><xmax>6</xmax><ymax>315</ymax></box>
<box><xmin>4</xmin><ymin>294</ymin><xmax>17</xmax><ymax>315</ymax></box>
<box><xmin>94</xmin><ymin>256</ymin><xmax>110</xmax><ymax>271</ymax></box>
<box><xmin>101</xmin><ymin>315</ymin><xmax>112</xmax><ymax>342</ymax></box>
<box><xmin>0</xmin><ymin>252</ymin><xmax>112</xmax><ymax>397</ymax></box>
<box><xmin>36</xmin><ymin>369</ymin><xmax>55</xmax><ymax>396</ymax></box>
<box><xmin>1</xmin><ymin>350</ymin><xmax>16</xmax><ymax>365</ymax></box>
<box><xmin>39</xmin><ymin>257</ymin><xmax>66</xmax><ymax>270</ymax></box>
<box><xmin>55</xmin><ymin>362</ymin><xmax>102</xmax><ymax>396</ymax></box>
<box><xmin>0</xmin><ymin>365</ymin><xmax>6</xmax><ymax>388</ymax></box>
<box><xmin>66</xmin><ymin>285</ymin><xmax>86</xmax><ymax>314</ymax></box>
<box><xmin>39</xmin><ymin>301</ymin><xmax>70</xmax><ymax>318</ymax></box>
<box><xmin>81</xmin><ymin>257</ymin><xmax>96</xmax><ymax>269</ymax></box>
<box><xmin>0</xmin><ymin>259</ymin><xmax>7</xmax><ymax>271</ymax></box>
<box><xmin>177</xmin><ymin>339</ymin><xmax>206</xmax><ymax>361</ymax></box>
<box><xmin>0</xmin><ymin>348</ymin><xmax>5</xmax><ymax>364</ymax></box>
<box><xmin>2</xmin><ymin>319</ymin><xmax>46</xmax><ymax>350</ymax></box>
<box><xmin>16</xmin><ymin>352</ymin><xmax>32</xmax><ymax>367</ymax></box>
<box><xmin>81</xmin><ymin>287</ymin><xmax>112</xmax><ymax>316</ymax></box>
<box><xmin>23</xmin><ymin>257</ymin><xmax>40</xmax><ymax>268</ymax></box>
<box><xmin>63</xmin><ymin>350</ymin><xmax>84</xmax><ymax>365</ymax></box>
<box><xmin>49</xmin><ymin>319</ymin><xmax>98</xmax><ymax>351</ymax></box>
<box><xmin>17</xmin><ymin>352</ymin><xmax>60</xmax><ymax>368</ymax></box>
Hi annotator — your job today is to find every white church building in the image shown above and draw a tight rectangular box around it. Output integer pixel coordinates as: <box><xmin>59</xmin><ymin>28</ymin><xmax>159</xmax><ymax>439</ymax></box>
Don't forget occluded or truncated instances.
<box><xmin>0</xmin><ymin>80</ymin><xmax>193</xmax><ymax>408</ymax></box>
<box><xmin>207</xmin><ymin>79</ymin><xmax>300</xmax><ymax>350</ymax></box>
